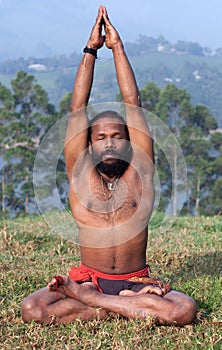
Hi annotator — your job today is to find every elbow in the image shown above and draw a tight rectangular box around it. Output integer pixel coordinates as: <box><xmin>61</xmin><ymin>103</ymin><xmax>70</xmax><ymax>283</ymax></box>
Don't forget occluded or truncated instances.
<box><xmin>70</xmin><ymin>96</ymin><xmax>88</xmax><ymax>113</ymax></box>
<box><xmin>124</xmin><ymin>94</ymin><xmax>141</xmax><ymax>107</ymax></box>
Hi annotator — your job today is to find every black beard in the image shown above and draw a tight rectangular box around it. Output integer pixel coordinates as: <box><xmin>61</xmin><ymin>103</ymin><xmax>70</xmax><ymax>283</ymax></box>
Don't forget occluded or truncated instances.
<box><xmin>92</xmin><ymin>148</ymin><xmax>132</xmax><ymax>178</ymax></box>
<box><xmin>96</xmin><ymin>159</ymin><xmax>129</xmax><ymax>178</ymax></box>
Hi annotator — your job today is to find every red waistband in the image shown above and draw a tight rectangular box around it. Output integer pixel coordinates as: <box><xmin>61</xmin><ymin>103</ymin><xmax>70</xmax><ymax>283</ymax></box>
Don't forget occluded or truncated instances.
<box><xmin>68</xmin><ymin>263</ymin><xmax>149</xmax><ymax>292</ymax></box>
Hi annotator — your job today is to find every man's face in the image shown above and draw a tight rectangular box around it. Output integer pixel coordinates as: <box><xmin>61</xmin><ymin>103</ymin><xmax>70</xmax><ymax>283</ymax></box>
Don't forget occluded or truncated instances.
<box><xmin>89</xmin><ymin>117</ymin><xmax>131</xmax><ymax>177</ymax></box>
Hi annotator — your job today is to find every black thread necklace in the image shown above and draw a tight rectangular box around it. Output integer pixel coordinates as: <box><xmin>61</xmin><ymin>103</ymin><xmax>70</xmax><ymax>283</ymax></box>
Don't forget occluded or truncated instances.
<box><xmin>102</xmin><ymin>175</ymin><xmax>120</xmax><ymax>191</ymax></box>
<box><xmin>100</xmin><ymin>174</ymin><xmax>120</xmax><ymax>198</ymax></box>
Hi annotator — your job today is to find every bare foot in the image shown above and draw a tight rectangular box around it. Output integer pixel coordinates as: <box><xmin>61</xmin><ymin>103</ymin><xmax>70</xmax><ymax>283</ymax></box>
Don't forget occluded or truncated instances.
<box><xmin>48</xmin><ymin>275</ymin><xmax>81</xmax><ymax>299</ymax></box>
<box><xmin>118</xmin><ymin>290</ymin><xmax>137</xmax><ymax>296</ymax></box>
<box><xmin>119</xmin><ymin>285</ymin><xmax>164</xmax><ymax>297</ymax></box>
<box><xmin>48</xmin><ymin>276</ymin><xmax>98</xmax><ymax>300</ymax></box>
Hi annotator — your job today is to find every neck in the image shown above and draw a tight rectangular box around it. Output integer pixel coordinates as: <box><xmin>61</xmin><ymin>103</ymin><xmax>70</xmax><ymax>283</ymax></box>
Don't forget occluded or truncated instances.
<box><xmin>99</xmin><ymin>171</ymin><xmax>120</xmax><ymax>193</ymax></box>
<box><xmin>96</xmin><ymin>169</ymin><xmax>118</xmax><ymax>183</ymax></box>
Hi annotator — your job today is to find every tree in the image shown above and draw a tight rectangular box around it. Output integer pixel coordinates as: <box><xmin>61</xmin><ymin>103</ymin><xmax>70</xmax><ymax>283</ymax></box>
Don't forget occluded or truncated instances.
<box><xmin>174</xmin><ymin>41</ymin><xmax>204</xmax><ymax>56</ymax></box>
<box><xmin>58</xmin><ymin>92</ymin><xmax>72</xmax><ymax>116</ymax></box>
<box><xmin>140</xmin><ymin>82</ymin><xmax>160</xmax><ymax>112</ymax></box>
<box><xmin>193</xmin><ymin>105</ymin><xmax>217</xmax><ymax>134</ymax></box>
<box><xmin>152</xmin><ymin>85</ymin><xmax>191</xmax><ymax>214</ymax></box>
<box><xmin>184</xmin><ymin>136</ymin><xmax>212</xmax><ymax>215</ymax></box>
<box><xmin>139</xmin><ymin>81</ymin><xmax>220</xmax><ymax>216</ymax></box>
<box><xmin>0</xmin><ymin>83</ymin><xmax>16</xmax><ymax>215</ymax></box>
<box><xmin>0</xmin><ymin>71</ymin><xmax>56</xmax><ymax>216</ymax></box>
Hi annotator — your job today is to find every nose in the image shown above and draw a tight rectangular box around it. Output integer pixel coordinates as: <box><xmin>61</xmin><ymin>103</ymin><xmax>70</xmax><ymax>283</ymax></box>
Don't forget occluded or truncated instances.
<box><xmin>105</xmin><ymin>137</ymin><xmax>115</xmax><ymax>149</ymax></box>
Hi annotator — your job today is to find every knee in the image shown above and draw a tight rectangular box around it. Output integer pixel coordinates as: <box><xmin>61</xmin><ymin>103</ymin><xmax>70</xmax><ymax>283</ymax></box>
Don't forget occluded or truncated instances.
<box><xmin>174</xmin><ymin>297</ymin><xmax>197</xmax><ymax>325</ymax></box>
<box><xmin>21</xmin><ymin>297</ymin><xmax>45</xmax><ymax>323</ymax></box>
<box><xmin>185</xmin><ymin>298</ymin><xmax>197</xmax><ymax>324</ymax></box>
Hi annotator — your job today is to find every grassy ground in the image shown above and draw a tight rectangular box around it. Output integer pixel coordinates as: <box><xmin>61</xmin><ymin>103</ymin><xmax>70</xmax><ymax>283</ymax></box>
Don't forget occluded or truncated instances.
<box><xmin>0</xmin><ymin>214</ymin><xmax>221</xmax><ymax>349</ymax></box>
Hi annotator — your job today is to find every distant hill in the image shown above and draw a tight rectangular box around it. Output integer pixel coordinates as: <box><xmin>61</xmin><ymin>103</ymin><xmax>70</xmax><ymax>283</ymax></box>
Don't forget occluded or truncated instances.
<box><xmin>0</xmin><ymin>35</ymin><xmax>222</xmax><ymax>126</ymax></box>
<box><xmin>93</xmin><ymin>51</ymin><xmax>222</xmax><ymax>127</ymax></box>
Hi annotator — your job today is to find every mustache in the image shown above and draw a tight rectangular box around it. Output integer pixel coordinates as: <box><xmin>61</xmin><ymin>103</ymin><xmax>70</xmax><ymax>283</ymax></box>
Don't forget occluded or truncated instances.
<box><xmin>101</xmin><ymin>149</ymin><xmax>119</xmax><ymax>157</ymax></box>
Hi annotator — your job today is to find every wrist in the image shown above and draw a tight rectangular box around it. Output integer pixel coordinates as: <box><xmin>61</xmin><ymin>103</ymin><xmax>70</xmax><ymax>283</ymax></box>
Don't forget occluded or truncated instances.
<box><xmin>83</xmin><ymin>46</ymin><xmax>98</xmax><ymax>59</ymax></box>
<box><xmin>112</xmin><ymin>41</ymin><xmax>124</xmax><ymax>53</ymax></box>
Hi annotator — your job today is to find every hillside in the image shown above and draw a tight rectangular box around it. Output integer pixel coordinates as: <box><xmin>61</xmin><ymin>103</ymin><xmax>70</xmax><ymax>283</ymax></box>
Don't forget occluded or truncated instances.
<box><xmin>93</xmin><ymin>51</ymin><xmax>222</xmax><ymax>127</ymax></box>
<box><xmin>0</xmin><ymin>36</ymin><xmax>222</xmax><ymax>126</ymax></box>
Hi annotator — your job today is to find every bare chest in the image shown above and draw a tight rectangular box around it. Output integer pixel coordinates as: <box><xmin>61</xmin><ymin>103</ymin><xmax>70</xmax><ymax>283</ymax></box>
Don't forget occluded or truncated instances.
<box><xmin>71</xmin><ymin>176</ymin><xmax>140</xmax><ymax>225</ymax></box>
<box><xmin>70</xmin><ymin>164</ymin><xmax>152</xmax><ymax>225</ymax></box>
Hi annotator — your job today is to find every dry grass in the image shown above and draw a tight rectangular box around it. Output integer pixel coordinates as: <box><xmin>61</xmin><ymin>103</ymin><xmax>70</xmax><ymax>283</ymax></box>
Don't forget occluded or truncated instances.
<box><xmin>0</xmin><ymin>214</ymin><xmax>221</xmax><ymax>350</ymax></box>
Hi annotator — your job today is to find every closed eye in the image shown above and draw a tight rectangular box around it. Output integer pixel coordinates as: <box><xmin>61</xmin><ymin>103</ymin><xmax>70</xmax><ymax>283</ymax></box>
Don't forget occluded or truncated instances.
<box><xmin>96</xmin><ymin>135</ymin><xmax>105</xmax><ymax>140</ymax></box>
<box><xmin>113</xmin><ymin>133</ymin><xmax>123</xmax><ymax>139</ymax></box>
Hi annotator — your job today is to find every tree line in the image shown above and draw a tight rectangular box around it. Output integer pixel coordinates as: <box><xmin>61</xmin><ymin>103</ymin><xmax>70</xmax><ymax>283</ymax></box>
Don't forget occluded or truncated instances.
<box><xmin>0</xmin><ymin>52</ymin><xmax>82</xmax><ymax>75</ymax></box>
<box><xmin>2</xmin><ymin>34</ymin><xmax>222</xmax><ymax>75</ymax></box>
<box><xmin>0</xmin><ymin>71</ymin><xmax>221</xmax><ymax>218</ymax></box>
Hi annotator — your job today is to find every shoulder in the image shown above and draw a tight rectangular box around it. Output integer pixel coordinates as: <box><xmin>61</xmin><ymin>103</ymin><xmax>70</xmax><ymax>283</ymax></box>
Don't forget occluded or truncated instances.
<box><xmin>131</xmin><ymin>149</ymin><xmax>155</xmax><ymax>178</ymax></box>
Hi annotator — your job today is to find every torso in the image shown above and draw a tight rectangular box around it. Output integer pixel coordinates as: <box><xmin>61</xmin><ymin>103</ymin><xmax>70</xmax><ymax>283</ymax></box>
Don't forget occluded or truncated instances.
<box><xmin>69</xmin><ymin>153</ymin><xmax>154</xmax><ymax>274</ymax></box>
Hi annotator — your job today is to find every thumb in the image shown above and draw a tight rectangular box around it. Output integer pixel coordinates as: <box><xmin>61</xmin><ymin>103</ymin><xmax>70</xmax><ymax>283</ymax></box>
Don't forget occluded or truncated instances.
<box><xmin>102</xmin><ymin>10</ymin><xmax>110</xmax><ymax>26</ymax></box>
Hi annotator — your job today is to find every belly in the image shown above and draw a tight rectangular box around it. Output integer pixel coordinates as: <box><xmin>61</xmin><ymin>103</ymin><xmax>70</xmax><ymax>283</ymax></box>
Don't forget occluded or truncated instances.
<box><xmin>80</xmin><ymin>229</ymin><xmax>148</xmax><ymax>274</ymax></box>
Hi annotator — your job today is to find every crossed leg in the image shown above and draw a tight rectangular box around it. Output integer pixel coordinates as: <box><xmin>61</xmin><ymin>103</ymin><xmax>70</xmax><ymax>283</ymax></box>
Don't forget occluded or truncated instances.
<box><xmin>21</xmin><ymin>285</ymin><xmax>108</xmax><ymax>324</ymax></box>
<box><xmin>21</xmin><ymin>276</ymin><xmax>197</xmax><ymax>325</ymax></box>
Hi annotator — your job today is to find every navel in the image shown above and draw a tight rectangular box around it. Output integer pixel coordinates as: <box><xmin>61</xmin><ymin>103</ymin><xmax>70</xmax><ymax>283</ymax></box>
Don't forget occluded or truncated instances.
<box><xmin>87</xmin><ymin>202</ymin><xmax>92</xmax><ymax>210</ymax></box>
<box><xmin>131</xmin><ymin>200</ymin><xmax>137</xmax><ymax>208</ymax></box>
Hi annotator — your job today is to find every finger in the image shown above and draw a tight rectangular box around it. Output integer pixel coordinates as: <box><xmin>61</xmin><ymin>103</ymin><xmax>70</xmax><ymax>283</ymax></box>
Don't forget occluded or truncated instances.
<box><xmin>96</xmin><ymin>5</ymin><xmax>104</xmax><ymax>25</ymax></box>
<box><xmin>97</xmin><ymin>5</ymin><xmax>103</xmax><ymax>17</ymax></box>
<box><xmin>103</xmin><ymin>6</ymin><xmax>109</xmax><ymax>19</ymax></box>
<box><xmin>102</xmin><ymin>16</ymin><xmax>110</xmax><ymax>33</ymax></box>
<box><xmin>102</xmin><ymin>7</ymin><xmax>110</xmax><ymax>26</ymax></box>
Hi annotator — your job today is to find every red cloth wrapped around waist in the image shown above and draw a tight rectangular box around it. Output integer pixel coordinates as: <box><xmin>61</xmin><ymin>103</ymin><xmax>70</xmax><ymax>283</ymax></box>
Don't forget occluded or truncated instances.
<box><xmin>68</xmin><ymin>263</ymin><xmax>150</xmax><ymax>293</ymax></box>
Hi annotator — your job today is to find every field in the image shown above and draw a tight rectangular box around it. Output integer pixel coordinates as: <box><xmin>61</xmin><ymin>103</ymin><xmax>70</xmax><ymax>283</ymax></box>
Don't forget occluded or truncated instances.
<box><xmin>0</xmin><ymin>214</ymin><xmax>221</xmax><ymax>349</ymax></box>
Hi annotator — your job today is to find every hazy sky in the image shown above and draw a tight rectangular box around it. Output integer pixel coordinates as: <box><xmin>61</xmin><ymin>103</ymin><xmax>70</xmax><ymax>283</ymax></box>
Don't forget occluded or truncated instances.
<box><xmin>0</xmin><ymin>0</ymin><xmax>222</xmax><ymax>59</ymax></box>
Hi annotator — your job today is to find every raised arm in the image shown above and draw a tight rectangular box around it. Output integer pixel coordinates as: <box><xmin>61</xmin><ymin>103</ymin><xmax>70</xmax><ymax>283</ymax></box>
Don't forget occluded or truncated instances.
<box><xmin>65</xmin><ymin>6</ymin><xmax>105</xmax><ymax>180</ymax></box>
<box><xmin>102</xmin><ymin>8</ymin><xmax>154</xmax><ymax>162</ymax></box>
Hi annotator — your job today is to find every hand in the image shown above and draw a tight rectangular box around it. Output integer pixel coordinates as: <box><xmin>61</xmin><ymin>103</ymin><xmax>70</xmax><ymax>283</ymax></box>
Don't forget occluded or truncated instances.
<box><xmin>102</xmin><ymin>7</ymin><xmax>122</xmax><ymax>49</ymax></box>
<box><xmin>86</xmin><ymin>5</ymin><xmax>105</xmax><ymax>50</ymax></box>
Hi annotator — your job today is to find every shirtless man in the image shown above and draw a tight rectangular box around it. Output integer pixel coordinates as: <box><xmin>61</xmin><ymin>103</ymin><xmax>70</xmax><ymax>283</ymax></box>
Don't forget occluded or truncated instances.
<box><xmin>21</xmin><ymin>6</ymin><xmax>197</xmax><ymax>325</ymax></box>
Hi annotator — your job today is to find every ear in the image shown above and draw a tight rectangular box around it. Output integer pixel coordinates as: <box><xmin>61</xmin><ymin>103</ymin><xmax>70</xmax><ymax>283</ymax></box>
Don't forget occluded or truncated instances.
<box><xmin>88</xmin><ymin>142</ymin><xmax>92</xmax><ymax>154</ymax></box>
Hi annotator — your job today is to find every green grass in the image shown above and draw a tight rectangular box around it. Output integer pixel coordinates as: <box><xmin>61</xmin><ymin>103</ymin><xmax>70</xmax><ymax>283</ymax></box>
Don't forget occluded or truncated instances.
<box><xmin>0</xmin><ymin>215</ymin><xmax>221</xmax><ymax>349</ymax></box>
